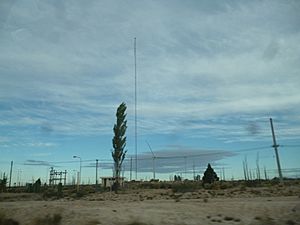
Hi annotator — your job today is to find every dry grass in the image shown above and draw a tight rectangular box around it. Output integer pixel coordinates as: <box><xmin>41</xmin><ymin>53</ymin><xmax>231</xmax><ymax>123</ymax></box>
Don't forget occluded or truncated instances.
<box><xmin>1</xmin><ymin>181</ymin><xmax>299</xmax><ymax>225</ymax></box>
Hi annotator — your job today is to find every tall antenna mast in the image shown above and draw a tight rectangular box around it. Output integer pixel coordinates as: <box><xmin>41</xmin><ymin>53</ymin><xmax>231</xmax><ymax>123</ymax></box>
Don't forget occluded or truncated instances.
<box><xmin>134</xmin><ymin>37</ymin><xmax>138</xmax><ymax>180</ymax></box>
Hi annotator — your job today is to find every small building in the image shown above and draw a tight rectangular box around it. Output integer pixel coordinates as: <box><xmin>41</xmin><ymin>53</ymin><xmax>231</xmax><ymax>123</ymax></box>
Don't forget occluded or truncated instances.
<box><xmin>100</xmin><ymin>177</ymin><xmax>125</xmax><ymax>188</ymax></box>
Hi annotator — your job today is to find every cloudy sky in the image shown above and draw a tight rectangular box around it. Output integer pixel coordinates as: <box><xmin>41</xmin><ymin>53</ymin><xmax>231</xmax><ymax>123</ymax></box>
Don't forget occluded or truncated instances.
<box><xmin>1</xmin><ymin>0</ymin><xmax>300</xmax><ymax>183</ymax></box>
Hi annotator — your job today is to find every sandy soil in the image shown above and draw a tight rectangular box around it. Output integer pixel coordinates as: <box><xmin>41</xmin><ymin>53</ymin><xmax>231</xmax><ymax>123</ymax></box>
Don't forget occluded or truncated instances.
<box><xmin>1</xmin><ymin>188</ymin><xmax>300</xmax><ymax>225</ymax></box>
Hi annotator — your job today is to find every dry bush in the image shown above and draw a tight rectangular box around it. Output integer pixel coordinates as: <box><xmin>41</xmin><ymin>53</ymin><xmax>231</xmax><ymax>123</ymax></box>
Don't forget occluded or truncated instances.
<box><xmin>220</xmin><ymin>182</ymin><xmax>233</xmax><ymax>189</ymax></box>
<box><xmin>250</xmin><ymin>189</ymin><xmax>262</xmax><ymax>195</ymax></box>
<box><xmin>81</xmin><ymin>185</ymin><xmax>97</xmax><ymax>194</ymax></box>
<box><xmin>286</xmin><ymin>220</ymin><xmax>296</xmax><ymax>225</ymax></box>
<box><xmin>239</xmin><ymin>185</ymin><xmax>247</xmax><ymax>191</ymax></box>
<box><xmin>253</xmin><ymin>216</ymin><xmax>275</xmax><ymax>225</ymax></box>
<box><xmin>127</xmin><ymin>221</ymin><xmax>149</xmax><ymax>225</ymax></box>
<box><xmin>0</xmin><ymin>212</ymin><xmax>4</xmax><ymax>221</ymax></box>
<box><xmin>75</xmin><ymin>189</ymin><xmax>88</xmax><ymax>198</ymax></box>
<box><xmin>171</xmin><ymin>181</ymin><xmax>202</xmax><ymax>193</ymax></box>
<box><xmin>260</xmin><ymin>217</ymin><xmax>276</xmax><ymax>225</ymax></box>
<box><xmin>43</xmin><ymin>188</ymin><xmax>58</xmax><ymax>199</ymax></box>
<box><xmin>0</xmin><ymin>218</ymin><xmax>19</xmax><ymax>225</ymax></box>
<box><xmin>137</xmin><ymin>181</ymin><xmax>172</xmax><ymax>190</ymax></box>
<box><xmin>224</xmin><ymin>216</ymin><xmax>234</xmax><ymax>221</ymax></box>
<box><xmin>33</xmin><ymin>213</ymin><xmax>62</xmax><ymax>225</ymax></box>
<box><xmin>85</xmin><ymin>219</ymin><xmax>101</xmax><ymax>225</ymax></box>
<box><xmin>0</xmin><ymin>211</ymin><xmax>19</xmax><ymax>225</ymax></box>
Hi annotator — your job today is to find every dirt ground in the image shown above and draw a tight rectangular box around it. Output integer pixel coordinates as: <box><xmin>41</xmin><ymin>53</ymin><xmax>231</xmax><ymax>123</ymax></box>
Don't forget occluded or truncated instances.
<box><xmin>1</xmin><ymin>187</ymin><xmax>300</xmax><ymax>225</ymax></box>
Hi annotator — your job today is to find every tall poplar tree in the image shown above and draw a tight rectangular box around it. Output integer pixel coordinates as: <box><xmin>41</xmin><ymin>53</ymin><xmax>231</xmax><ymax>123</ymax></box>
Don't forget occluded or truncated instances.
<box><xmin>112</xmin><ymin>102</ymin><xmax>127</xmax><ymax>191</ymax></box>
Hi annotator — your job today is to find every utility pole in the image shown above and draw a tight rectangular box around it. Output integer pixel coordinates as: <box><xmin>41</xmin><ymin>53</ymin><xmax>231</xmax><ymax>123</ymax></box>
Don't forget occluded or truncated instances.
<box><xmin>73</xmin><ymin>155</ymin><xmax>82</xmax><ymax>185</ymax></box>
<box><xmin>270</xmin><ymin>118</ymin><xmax>283</xmax><ymax>182</ymax></box>
<box><xmin>9</xmin><ymin>161</ymin><xmax>13</xmax><ymax>188</ymax></box>
<box><xmin>122</xmin><ymin>165</ymin><xmax>125</xmax><ymax>178</ymax></box>
<box><xmin>243</xmin><ymin>157</ymin><xmax>249</xmax><ymax>180</ymax></box>
<box><xmin>264</xmin><ymin>166</ymin><xmax>268</xmax><ymax>180</ymax></box>
<box><xmin>192</xmin><ymin>162</ymin><xmax>195</xmax><ymax>181</ymax></box>
<box><xmin>64</xmin><ymin>170</ymin><xmax>67</xmax><ymax>186</ymax></box>
<box><xmin>256</xmin><ymin>152</ymin><xmax>261</xmax><ymax>180</ymax></box>
<box><xmin>243</xmin><ymin>161</ymin><xmax>247</xmax><ymax>180</ymax></box>
<box><xmin>184</xmin><ymin>156</ymin><xmax>187</xmax><ymax>179</ymax></box>
<box><xmin>95</xmin><ymin>159</ymin><xmax>98</xmax><ymax>191</ymax></box>
<box><xmin>130</xmin><ymin>157</ymin><xmax>132</xmax><ymax>181</ymax></box>
<box><xmin>77</xmin><ymin>171</ymin><xmax>80</xmax><ymax>192</ymax></box>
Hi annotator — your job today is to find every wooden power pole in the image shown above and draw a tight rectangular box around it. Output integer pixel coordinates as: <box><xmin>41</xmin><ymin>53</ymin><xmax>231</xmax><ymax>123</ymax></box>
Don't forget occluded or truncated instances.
<box><xmin>95</xmin><ymin>159</ymin><xmax>99</xmax><ymax>191</ymax></box>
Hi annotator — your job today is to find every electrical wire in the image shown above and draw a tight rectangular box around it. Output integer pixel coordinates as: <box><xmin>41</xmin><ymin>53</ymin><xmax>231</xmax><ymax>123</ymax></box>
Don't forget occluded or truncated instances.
<box><xmin>4</xmin><ymin>144</ymin><xmax>299</xmax><ymax>167</ymax></box>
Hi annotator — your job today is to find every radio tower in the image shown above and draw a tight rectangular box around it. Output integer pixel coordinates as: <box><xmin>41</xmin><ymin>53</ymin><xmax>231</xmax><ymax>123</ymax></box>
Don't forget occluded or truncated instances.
<box><xmin>134</xmin><ymin>37</ymin><xmax>138</xmax><ymax>180</ymax></box>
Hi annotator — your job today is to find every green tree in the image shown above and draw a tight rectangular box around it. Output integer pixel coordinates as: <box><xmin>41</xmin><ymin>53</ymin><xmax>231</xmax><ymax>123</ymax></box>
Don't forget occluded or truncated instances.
<box><xmin>202</xmin><ymin>163</ymin><xmax>219</xmax><ymax>184</ymax></box>
<box><xmin>112</xmin><ymin>102</ymin><xmax>127</xmax><ymax>192</ymax></box>
<box><xmin>0</xmin><ymin>173</ymin><xmax>7</xmax><ymax>192</ymax></box>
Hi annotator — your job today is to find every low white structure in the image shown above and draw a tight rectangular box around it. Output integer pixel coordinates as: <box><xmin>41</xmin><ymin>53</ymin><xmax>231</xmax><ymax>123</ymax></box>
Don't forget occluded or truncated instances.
<box><xmin>100</xmin><ymin>177</ymin><xmax>125</xmax><ymax>188</ymax></box>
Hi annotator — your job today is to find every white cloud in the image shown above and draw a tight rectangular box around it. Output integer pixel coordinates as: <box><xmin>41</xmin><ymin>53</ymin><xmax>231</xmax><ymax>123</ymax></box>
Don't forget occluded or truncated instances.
<box><xmin>26</xmin><ymin>142</ymin><xmax>56</xmax><ymax>147</ymax></box>
<box><xmin>0</xmin><ymin>0</ymin><xmax>299</xmax><ymax>146</ymax></box>
<box><xmin>102</xmin><ymin>145</ymin><xmax>236</xmax><ymax>174</ymax></box>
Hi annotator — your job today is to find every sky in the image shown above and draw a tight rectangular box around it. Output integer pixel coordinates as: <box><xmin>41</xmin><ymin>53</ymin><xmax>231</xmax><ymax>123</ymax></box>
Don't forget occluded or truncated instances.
<box><xmin>0</xmin><ymin>0</ymin><xmax>300</xmax><ymax>184</ymax></box>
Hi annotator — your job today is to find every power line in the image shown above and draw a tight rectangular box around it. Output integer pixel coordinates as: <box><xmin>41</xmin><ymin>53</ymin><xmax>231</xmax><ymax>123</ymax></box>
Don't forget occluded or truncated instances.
<box><xmin>281</xmin><ymin>144</ymin><xmax>300</xmax><ymax>148</ymax></box>
<box><xmin>5</xmin><ymin>143</ymin><xmax>298</xmax><ymax>168</ymax></box>
<box><xmin>8</xmin><ymin>145</ymin><xmax>273</xmax><ymax>166</ymax></box>
<box><xmin>50</xmin><ymin>159</ymin><xmax>96</xmax><ymax>164</ymax></box>
<box><xmin>133</xmin><ymin>146</ymin><xmax>271</xmax><ymax>160</ymax></box>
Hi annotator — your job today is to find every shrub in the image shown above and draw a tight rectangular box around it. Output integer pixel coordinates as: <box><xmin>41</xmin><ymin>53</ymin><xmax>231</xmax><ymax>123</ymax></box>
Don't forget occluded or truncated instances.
<box><xmin>33</xmin><ymin>214</ymin><xmax>62</xmax><ymax>225</ymax></box>
<box><xmin>76</xmin><ymin>189</ymin><xmax>87</xmax><ymax>198</ymax></box>
<box><xmin>224</xmin><ymin>216</ymin><xmax>234</xmax><ymax>221</ymax></box>
<box><xmin>0</xmin><ymin>211</ymin><xmax>19</xmax><ymax>225</ymax></box>
<box><xmin>203</xmin><ymin>183</ymin><xmax>213</xmax><ymax>189</ymax></box>
<box><xmin>127</xmin><ymin>221</ymin><xmax>149</xmax><ymax>225</ymax></box>
<box><xmin>57</xmin><ymin>183</ymin><xmax>63</xmax><ymax>198</ymax></box>
<box><xmin>43</xmin><ymin>188</ymin><xmax>58</xmax><ymax>199</ymax></box>
<box><xmin>171</xmin><ymin>181</ymin><xmax>202</xmax><ymax>193</ymax></box>
<box><xmin>286</xmin><ymin>220</ymin><xmax>296</xmax><ymax>225</ymax></box>
<box><xmin>85</xmin><ymin>220</ymin><xmax>100</xmax><ymax>225</ymax></box>
<box><xmin>43</xmin><ymin>184</ymin><xmax>67</xmax><ymax>199</ymax></box>
<box><xmin>220</xmin><ymin>182</ymin><xmax>233</xmax><ymax>189</ymax></box>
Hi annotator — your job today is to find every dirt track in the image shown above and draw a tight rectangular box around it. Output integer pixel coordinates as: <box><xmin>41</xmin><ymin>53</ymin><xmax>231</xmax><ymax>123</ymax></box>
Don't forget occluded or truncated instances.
<box><xmin>1</xmin><ymin>192</ymin><xmax>300</xmax><ymax>225</ymax></box>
